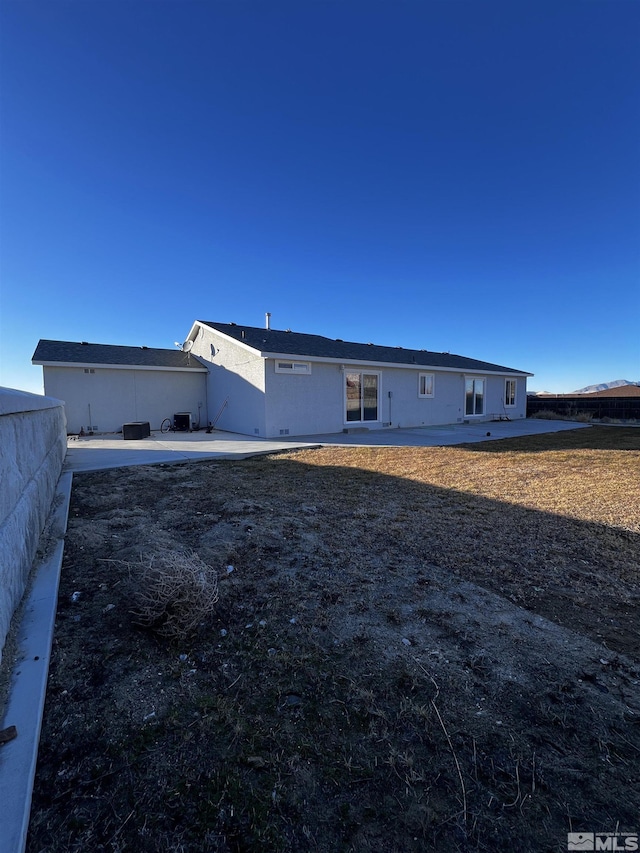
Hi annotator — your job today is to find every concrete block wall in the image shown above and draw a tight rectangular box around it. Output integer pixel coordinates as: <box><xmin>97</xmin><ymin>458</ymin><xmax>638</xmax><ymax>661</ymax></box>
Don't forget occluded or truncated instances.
<box><xmin>0</xmin><ymin>388</ymin><xmax>67</xmax><ymax>667</ymax></box>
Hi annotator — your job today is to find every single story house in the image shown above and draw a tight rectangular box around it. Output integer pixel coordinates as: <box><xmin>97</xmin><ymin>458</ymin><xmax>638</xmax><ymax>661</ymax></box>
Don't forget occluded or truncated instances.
<box><xmin>33</xmin><ymin>321</ymin><xmax>532</xmax><ymax>437</ymax></box>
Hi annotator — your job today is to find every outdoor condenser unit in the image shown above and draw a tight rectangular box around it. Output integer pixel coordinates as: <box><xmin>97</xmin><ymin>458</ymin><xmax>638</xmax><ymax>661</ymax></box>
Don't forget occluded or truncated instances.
<box><xmin>173</xmin><ymin>412</ymin><xmax>192</xmax><ymax>431</ymax></box>
<box><xmin>123</xmin><ymin>421</ymin><xmax>151</xmax><ymax>440</ymax></box>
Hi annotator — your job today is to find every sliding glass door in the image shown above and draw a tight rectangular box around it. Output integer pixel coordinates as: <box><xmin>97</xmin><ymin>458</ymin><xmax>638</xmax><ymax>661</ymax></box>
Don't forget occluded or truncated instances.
<box><xmin>465</xmin><ymin>378</ymin><xmax>485</xmax><ymax>416</ymax></box>
<box><xmin>346</xmin><ymin>372</ymin><xmax>379</xmax><ymax>422</ymax></box>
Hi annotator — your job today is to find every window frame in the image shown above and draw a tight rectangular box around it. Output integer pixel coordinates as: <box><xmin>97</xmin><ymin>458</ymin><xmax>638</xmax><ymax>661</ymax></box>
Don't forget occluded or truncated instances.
<box><xmin>464</xmin><ymin>376</ymin><xmax>486</xmax><ymax>417</ymax></box>
<box><xmin>418</xmin><ymin>372</ymin><xmax>435</xmax><ymax>398</ymax></box>
<box><xmin>504</xmin><ymin>378</ymin><xmax>517</xmax><ymax>407</ymax></box>
<box><xmin>344</xmin><ymin>370</ymin><xmax>380</xmax><ymax>424</ymax></box>
<box><xmin>275</xmin><ymin>360</ymin><xmax>311</xmax><ymax>375</ymax></box>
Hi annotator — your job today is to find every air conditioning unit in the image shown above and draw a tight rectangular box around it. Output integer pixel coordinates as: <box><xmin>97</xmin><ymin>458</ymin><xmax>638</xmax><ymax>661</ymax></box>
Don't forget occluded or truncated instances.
<box><xmin>173</xmin><ymin>412</ymin><xmax>192</xmax><ymax>431</ymax></box>
<box><xmin>123</xmin><ymin>421</ymin><xmax>151</xmax><ymax>440</ymax></box>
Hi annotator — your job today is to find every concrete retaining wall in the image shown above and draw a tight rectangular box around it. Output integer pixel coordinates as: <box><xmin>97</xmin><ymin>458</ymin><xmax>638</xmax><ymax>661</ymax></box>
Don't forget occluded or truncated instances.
<box><xmin>0</xmin><ymin>388</ymin><xmax>67</xmax><ymax>667</ymax></box>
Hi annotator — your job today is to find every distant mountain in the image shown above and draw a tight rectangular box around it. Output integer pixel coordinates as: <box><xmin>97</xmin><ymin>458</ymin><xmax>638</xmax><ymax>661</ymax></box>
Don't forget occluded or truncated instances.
<box><xmin>571</xmin><ymin>380</ymin><xmax>640</xmax><ymax>394</ymax></box>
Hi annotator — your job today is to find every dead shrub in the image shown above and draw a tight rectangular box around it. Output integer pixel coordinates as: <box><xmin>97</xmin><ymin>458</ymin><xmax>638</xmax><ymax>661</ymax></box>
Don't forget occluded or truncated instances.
<box><xmin>128</xmin><ymin>549</ymin><xmax>219</xmax><ymax>638</ymax></box>
<box><xmin>529</xmin><ymin>409</ymin><xmax>562</xmax><ymax>420</ymax></box>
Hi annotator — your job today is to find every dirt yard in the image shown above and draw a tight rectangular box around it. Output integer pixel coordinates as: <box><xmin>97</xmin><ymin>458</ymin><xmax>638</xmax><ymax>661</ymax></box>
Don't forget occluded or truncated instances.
<box><xmin>26</xmin><ymin>427</ymin><xmax>640</xmax><ymax>852</ymax></box>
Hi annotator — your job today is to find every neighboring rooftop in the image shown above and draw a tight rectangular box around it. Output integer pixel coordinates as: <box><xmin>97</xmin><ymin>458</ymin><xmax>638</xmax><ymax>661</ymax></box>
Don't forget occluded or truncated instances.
<box><xmin>582</xmin><ymin>384</ymin><xmax>640</xmax><ymax>397</ymax></box>
<box><xmin>32</xmin><ymin>340</ymin><xmax>206</xmax><ymax>370</ymax></box>
<box><xmin>199</xmin><ymin>322</ymin><xmax>531</xmax><ymax>375</ymax></box>
<box><xmin>534</xmin><ymin>385</ymin><xmax>640</xmax><ymax>398</ymax></box>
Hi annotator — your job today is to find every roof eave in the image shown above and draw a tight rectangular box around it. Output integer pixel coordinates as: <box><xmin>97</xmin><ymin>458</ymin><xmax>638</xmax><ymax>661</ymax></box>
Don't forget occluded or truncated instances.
<box><xmin>260</xmin><ymin>351</ymin><xmax>532</xmax><ymax>376</ymax></box>
<box><xmin>32</xmin><ymin>360</ymin><xmax>208</xmax><ymax>372</ymax></box>
<box><xmin>195</xmin><ymin>322</ymin><xmax>266</xmax><ymax>356</ymax></box>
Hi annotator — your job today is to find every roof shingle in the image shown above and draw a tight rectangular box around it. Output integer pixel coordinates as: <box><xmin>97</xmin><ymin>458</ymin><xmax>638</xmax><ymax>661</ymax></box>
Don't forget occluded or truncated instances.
<box><xmin>199</xmin><ymin>322</ymin><xmax>530</xmax><ymax>375</ymax></box>
<box><xmin>32</xmin><ymin>340</ymin><xmax>205</xmax><ymax>370</ymax></box>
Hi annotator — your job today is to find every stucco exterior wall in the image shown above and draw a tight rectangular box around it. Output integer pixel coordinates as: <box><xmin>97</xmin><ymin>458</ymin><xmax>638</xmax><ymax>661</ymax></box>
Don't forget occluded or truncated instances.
<box><xmin>482</xmin><ymin>375</ymin><xmax>527</xmax><ymax>421</ymax></box>
<box><xmin>0</xmin><ymin>389</ymin><xmax>66</xmax><ymax>666</ymax></box>
<box><xmin>190</xmin><ymin>325</ymin><xmax>267</xmax><ymax>435</ymax></box>
<box><xmin>265</xmin><ymin>360</ymin><xmax>345</xmax><ymax>436</ymax></box>
<box><xmin>187</xmin><ymin>325</ymin><xmax>528</xmax><ymax>437</ymax></box>
<box><xmin>376</xmin><ymin>367</ymin><xmax>462</xmax><ymax>428</ymax></box>
<box><xmin>42</xmin><ymin>366</ymin><xmax>207</xmax><ymax>433</ymax></box>
<box><xmin>381</xmin><ymin>370</ymin><xmax>526</xmax><ymax>428</ymax></box>
<box><xmin>264</xmin><ymin>362</ymin><xmax>527</xmax><ymax>437</ymax></box>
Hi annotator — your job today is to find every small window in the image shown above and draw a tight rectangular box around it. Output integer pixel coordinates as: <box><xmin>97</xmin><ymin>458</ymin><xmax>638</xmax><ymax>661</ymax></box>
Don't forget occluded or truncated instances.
<box><xmin>275</xmin><ymin>361</ymin><xmax>311</xmax><ymax>374</ymax></box>
<box><xmin>505</xmin><ymin>379</ymin><xmax>516</xmax><ymax>407</ymax></box>
<box><xmin>418</xmin><ymin>373</ymin><xmax>434</xmax><ymax>398</ymax></box>
<box><xmin>83</xmin><ymin>368</ymin><xmax>95</xmax><ymax>374</ymax></box>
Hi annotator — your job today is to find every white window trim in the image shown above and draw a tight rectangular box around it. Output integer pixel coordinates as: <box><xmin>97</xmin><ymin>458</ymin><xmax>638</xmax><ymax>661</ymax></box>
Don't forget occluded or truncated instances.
<box><xmin>275</xmin><ymin>360</ymin><xmax>311</xmax><ymax>374</ymax></box>
<box><xmin>418</xmin><ymin>372</ymin><xmax>435</xmax><ymax>398</ymax></box>
<box><xmin>344</xmin><ymin>370</ymin><xmax>381</xmax><ymax>424</ymax></box>
<box><xmin>464</xmin><ymin>376</ymin><xmax>486</xmax><ymax>417</ymax></box>
<box><xmin>504</xmin><ymin>378</ymin><xmax>517</xmax><ymax>407</ymax></box>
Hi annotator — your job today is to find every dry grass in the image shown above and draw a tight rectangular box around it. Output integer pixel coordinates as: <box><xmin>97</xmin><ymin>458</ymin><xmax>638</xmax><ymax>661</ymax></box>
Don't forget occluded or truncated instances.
<box><xmin>27</xmin><ymin>426</ymin><xmax>640</xmax><ymax>853</ymax></box>
<box><xmin>281</xmin><ymin>427</ymin><xmax>639</xmax><ymax>532</ymax></box>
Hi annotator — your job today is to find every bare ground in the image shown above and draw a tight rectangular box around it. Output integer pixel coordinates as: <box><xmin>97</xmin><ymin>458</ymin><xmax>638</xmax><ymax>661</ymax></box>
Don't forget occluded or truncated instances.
<box><xmin>25</xmin><ymin>427</ymin><xmax>640</xmax><ymax>852</ymax></box>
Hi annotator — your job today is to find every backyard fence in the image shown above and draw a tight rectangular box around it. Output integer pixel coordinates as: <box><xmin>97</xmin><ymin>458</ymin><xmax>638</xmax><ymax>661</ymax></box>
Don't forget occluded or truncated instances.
<box><xmin>527</xmin><ymin>395</ymin><xmax>640</xmax><ymax>421</ymax></box>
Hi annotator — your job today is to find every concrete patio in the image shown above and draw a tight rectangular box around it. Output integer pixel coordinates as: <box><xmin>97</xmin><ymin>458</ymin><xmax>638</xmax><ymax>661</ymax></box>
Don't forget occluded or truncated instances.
<box><xmin>64</xmin><ymin>419</ymin><xmax>592</xmax><ymax>473</ymax></box>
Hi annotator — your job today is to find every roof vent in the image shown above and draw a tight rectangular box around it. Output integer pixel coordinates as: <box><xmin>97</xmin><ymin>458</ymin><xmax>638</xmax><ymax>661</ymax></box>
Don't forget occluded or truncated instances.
<box><xmin>81</xmin><ymin>341</ymin><xmax>88</xmax><ymax>345</ymax></box>
<box><xmin>230</xmin><ymin>322</ymin><xmax>236</xmax><ymax>326</ymax></box>
<box><xmin>141</xmin><ymin>346</ymin><xmax>148</xmax><ymax>350</ymax></box>
<box><xmin>336</xmin><ymin>338</ymin><xmax>343</xmax><ymax>342</ymax></box>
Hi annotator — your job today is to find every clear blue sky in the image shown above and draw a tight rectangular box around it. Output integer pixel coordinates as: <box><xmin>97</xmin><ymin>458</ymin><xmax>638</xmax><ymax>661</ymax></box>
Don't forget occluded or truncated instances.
<box><xmin>1</xmin><ymin>0</ymin><xmax>638</xmax><ymax>394</ymax></box>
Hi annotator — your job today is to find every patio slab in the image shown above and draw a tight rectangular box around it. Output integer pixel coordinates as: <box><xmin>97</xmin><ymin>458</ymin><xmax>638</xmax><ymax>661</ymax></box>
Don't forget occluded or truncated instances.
<box><xmin>286</xmin><ymin>418</ymin><xmax>592</xmax><ymax>447</ymax></box>
<box><xmin>63</xmin><ymin>429</ymin><xmax>320</xmax><ymax>474</ymax></box>
<box><xmin>63</xmin><ymin>420</ymin><xmax>593</xmax><ymax>474</ymax></box>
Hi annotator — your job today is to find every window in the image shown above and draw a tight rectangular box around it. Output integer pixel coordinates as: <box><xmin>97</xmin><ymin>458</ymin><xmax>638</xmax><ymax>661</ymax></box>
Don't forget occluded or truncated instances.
<box><xmin>275</xmin><ymin>361</ymin><xmax>311</xmax><ymax>374</ymax></box>
<box><xmin>83</xmin><ymin>368</ymin><xmax>95</xmax><ymax>374</ymax></box>
<box><xmin>465</xmin><ymin>378</ymin><xmax>485</xmax><ymax>416</ymax></box>
<box><xmin>346</xmin><ymin>372</ymin><xmax>379</xmax><ymax>422</ymax></box>
<box><xmin>418</xmin><ymin>373</ymin><xmax>434</xmax><ymax>397</ymax></box>
<box><xmin>505</xmin><ymin>379</ymin><xmax>516</xmax><ymax>407</ymax></box>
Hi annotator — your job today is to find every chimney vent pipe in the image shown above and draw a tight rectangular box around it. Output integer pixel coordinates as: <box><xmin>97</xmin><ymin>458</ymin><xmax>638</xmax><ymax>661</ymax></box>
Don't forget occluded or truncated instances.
<box><xmin>265</xmin><ymin>312</ymin><xmax>271</xmax><ymax>330</ymax></box>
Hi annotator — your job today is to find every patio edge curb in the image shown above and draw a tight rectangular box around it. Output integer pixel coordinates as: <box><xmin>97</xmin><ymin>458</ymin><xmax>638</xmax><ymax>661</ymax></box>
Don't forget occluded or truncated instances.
<box><xmin>0</xmin><ymin>471</ymin><xmax>72</xmax><ymax>853</ymax></box>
